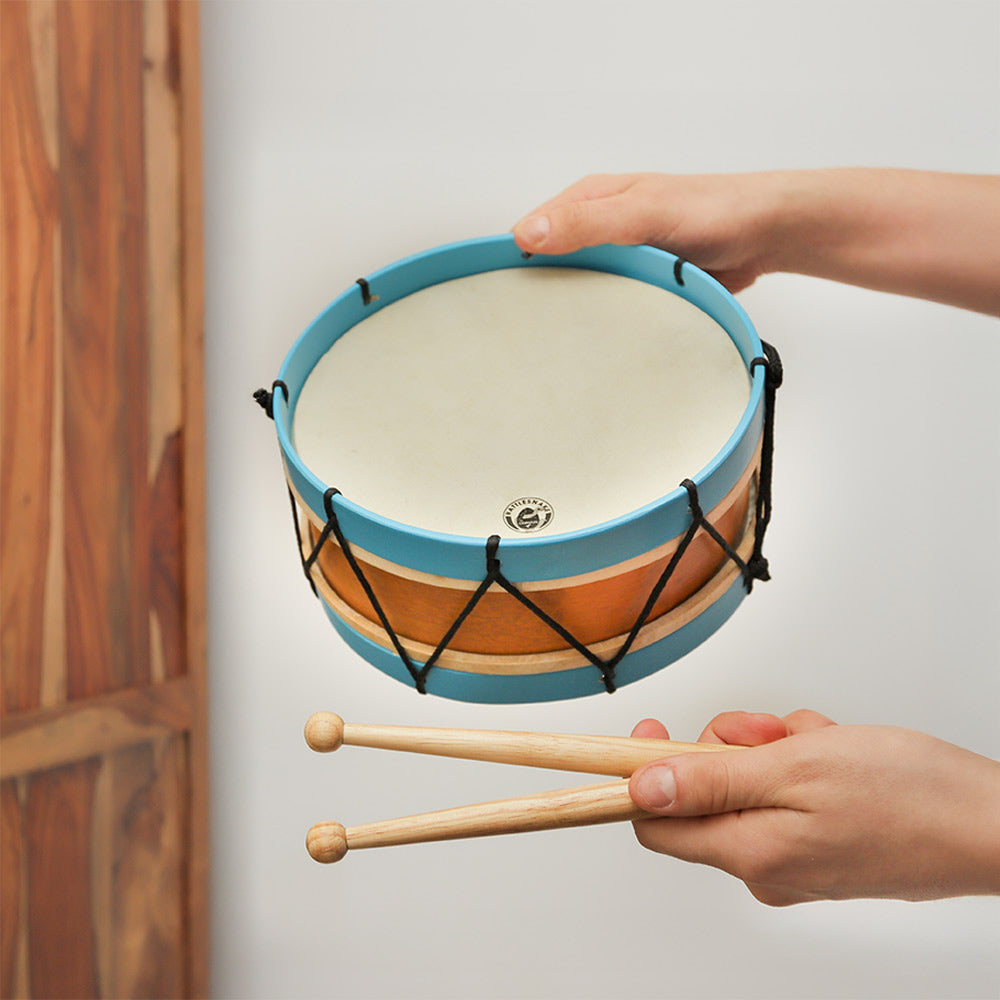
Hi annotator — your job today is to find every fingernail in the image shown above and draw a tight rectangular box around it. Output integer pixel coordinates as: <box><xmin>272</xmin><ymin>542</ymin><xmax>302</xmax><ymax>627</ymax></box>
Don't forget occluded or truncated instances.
<box><xmin>518</xmin><ymin>214</ymin><xmax>550</xmax><ymax>247</ymax></box>
<box><xmin>634</xmin><ymin>765</ymin><xmax>677</xmax><ymax>811</ymax></box>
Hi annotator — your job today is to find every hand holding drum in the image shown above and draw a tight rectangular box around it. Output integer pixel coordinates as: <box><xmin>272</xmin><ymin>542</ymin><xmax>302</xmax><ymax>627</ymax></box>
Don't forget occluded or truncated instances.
<box><xmin>303</xmin><ymin>713</ymin><xmax>741</xmax><ymax>863</ymax></box>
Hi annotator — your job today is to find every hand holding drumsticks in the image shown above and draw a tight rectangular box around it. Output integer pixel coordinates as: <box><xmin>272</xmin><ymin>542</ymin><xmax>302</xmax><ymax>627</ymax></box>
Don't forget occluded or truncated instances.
<box><xmin>306</xmin><ymin>709</ymin><xmax>1000</xmax><ymax>905</ymax></box>
<box><xmin>631</xmin><ymin>711</ymin><xmax>1000</xmax><ymax>906</ymax></box>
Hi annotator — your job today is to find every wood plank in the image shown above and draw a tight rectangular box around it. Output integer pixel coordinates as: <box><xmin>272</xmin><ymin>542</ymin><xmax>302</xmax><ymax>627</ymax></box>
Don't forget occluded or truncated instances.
<box><xmin>88</xmin><ymin>737</ymin><xmax>188</xmax><ymax>998</ymax></box>
<box><xmin>57</xmin><ymin>0</ymin><xmax>152</xmax><ymax>701</ymax></box>
<box><xmin>90</xmin><ymin>750</ymin><xmax>115</xmax><ymax>996</ymax></box>
<box><xmin>0</xmin><ymin>0</ymin><xmax>63</xmax><ymax>716</ymax></box>
<box><xmin>114</xmin><ymin>0</ymin><xmax>156</xmax><ymax>696</ymax></box>
<box><xmin>144</xmin><ymin>0</ymin><xmax>188</xmax><ymax>686</ymax></box>
<box><xmin>108</xmin><ymin>738</ymin><xmax>186</xmax><ymax>998</ymax></box>
<box><xmin>177</xmin><ymin>0</ymin><xmax>208</xmax><ymax>694</ymax></box>
<box><xmin>149</xmin><ymin>431</ymin><xmax>187</xmax><ymax>683</ymax></box>
<box><xmin>175</xmin><ymin>3</ymin><xmax>211</xmax><ymax>995</ymax></box>
<box><xmin>25</xmin><ymin>758</ymin><xmax>102</xmax><ymax>998</ymax></box>
<box><xmin>0</xmin><ymin>676</ymin><xmax>194</xmax><ymax>780</ymax></box>
<box><xmin>143</xmin><ymin>0</ymin><xmax>184</xmax><ymax>493</ymax></box>
<box><xmin>1</xmin><ymin>779</ymin><xmax>25</xmax><ymax>997</ymax></box>
<box><xmin>39</xmin><ymin>1</ymin><xmax>68</xmax><ymax>714</ymax></box>
<box><xmin>10</xmin><ymin>736</ymin><xmax>193</xmax><ymax>999</ymax></box>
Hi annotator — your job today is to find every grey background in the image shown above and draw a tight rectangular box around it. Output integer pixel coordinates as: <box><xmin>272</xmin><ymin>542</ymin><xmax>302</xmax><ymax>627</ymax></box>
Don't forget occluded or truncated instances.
<box><xmin>200</xmin><ymin>2</ymin><xmax>1000</xmax><ymax>997</ymax></box>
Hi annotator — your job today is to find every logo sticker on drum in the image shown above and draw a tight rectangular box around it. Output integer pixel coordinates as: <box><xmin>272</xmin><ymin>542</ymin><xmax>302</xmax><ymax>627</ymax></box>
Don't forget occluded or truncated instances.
<box><xmin>503</xmin><ymin>498</ymin><xmax>554</xmax><ymax>533</ymax></box>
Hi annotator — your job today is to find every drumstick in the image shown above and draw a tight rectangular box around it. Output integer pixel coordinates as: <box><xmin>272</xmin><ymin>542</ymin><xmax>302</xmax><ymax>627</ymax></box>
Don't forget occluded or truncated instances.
<box><xmin>306</xmin><ymin>778</ymin><xmax>646</xmax><ymax>863</ymax></box>
<box><xmin>304</xmin><ymin>712</ymin><xmax>742</xmax><ymax>777</ymax></box>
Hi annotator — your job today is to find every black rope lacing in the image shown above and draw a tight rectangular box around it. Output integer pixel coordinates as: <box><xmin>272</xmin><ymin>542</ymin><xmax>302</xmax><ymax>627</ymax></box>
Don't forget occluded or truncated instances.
<box><xmin>748</xmin><ymin>342</ymin><xmax>783</xmax><ymax>582</ymax></box>
<box><xmin>255</xmin><ymin>341</ymin><xmax>782</xmax><ymax>695</ymax></box>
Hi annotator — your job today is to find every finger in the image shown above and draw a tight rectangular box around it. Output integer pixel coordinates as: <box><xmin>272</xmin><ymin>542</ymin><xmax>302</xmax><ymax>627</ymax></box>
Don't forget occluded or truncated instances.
<box><xmin>513</xmin><ymin>194</ymin><xmax>652</xmax><ymax>255</ymax></box>
<box><xmin>632</xmin><ymin>812</ymin><xmax>746</xmax><ymax>874</ymax></box>
<box><xmin>515</xmin><ymin>173</ymin><xmax>638</xmax><ymax>225</ymax></box>
<box><xmin>630</xmin><ymin>718</ymin><xmax>671</xmax><ymax>741</ymax></box>
<box><xmin>782</xmin><ymin>709</ymin><xmax>837</xmax><ymax>734</ymax></box>
<box><xmin>629</xmin><ymin>742</ymin><xmax>787</xmax><ymax>817</ymax></box>
<box><xmin>512</xmin><ymin>175</ymin><xmax>632</xmax><ymax>253</ymax></box>
<box><xmin>698</xmin><ymin>711</ymin><xmax>789</xmax><ymax>747</ymax></box>
<box><xmin>513</xmin><ymin>177</ymin><xmax>673</xmax><ymax>255</ymax></box>
<box><xmin>746</xmin><ymin>883</ymin><xmax>810</xmax><ymax>908</ymax></box>
<box><xmin>632</xmin><ymin>812</ymin><xmax>806</xmax><ymax>905</ymax></box>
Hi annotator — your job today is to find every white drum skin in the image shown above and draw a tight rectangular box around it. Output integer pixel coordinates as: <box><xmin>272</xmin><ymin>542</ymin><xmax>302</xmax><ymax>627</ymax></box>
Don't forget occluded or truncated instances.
<box><xmin>293</xmin><ymin>267</ymin><xmax>750</xmax><ymax>540</ymax></box>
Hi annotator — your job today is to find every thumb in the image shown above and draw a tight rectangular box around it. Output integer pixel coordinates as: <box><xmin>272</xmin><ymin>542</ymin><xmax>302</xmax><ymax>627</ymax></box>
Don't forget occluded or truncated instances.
<box><xmin>629</xmin><ymin>748</ymin><xmax>778</xmax><ymax>817</ymax></box>
<box><xmin>513</xmin><ymin>193</ymin><xmax>661</xmax><ymax>256</ymax></box>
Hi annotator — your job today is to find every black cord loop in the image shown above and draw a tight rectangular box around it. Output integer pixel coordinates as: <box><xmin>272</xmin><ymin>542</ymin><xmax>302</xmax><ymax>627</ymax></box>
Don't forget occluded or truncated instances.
<box><xmin>747</xmin><ymin>342</ymin><xmax>782</xmax><ymax>584</ymax></box>
<box><xmin>252</xmin><ymin>380</ymin><xmax>288</xmax><ymax>420</ymax></box>
<box><xmin>673</xmin><ymin>258</ymin><xmax>686</xmax><ymax>286</ymax></box>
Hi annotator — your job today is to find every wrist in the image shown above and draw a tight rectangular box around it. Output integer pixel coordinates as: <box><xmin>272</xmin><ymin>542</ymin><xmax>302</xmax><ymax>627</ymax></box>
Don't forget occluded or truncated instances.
<box><xmin>751</xmin><ymin>169</ymin><xmax>850</xmax><ymax>277</ymax></box>
<box><xmin>958</xmin><ymin>754</ymin><xmax>1000</xmax><ymax>896</ymax></box>
<box><xmin>920</xmin><ymin>743</ymin><xmax>1000</xmax><ymax>899</ymax></box>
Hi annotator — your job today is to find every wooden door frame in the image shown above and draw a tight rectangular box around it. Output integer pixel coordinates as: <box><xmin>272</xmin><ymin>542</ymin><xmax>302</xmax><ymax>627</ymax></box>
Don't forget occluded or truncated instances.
<box><xmin>1</xmin><ymin>2</ymin><xmax>209</xmax><ymax>995</ymax></box>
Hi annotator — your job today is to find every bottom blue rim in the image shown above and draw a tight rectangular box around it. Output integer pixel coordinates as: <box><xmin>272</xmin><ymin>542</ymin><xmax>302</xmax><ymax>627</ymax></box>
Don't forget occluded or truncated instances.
<box><xmin>316</xmin><ymin>579</ymin><xmax>748</xmax><ymax>704</ymax></box>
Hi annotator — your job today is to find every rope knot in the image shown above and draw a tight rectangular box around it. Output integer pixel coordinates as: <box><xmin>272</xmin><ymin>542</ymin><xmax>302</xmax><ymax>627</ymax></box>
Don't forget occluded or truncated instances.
<box><xmin>747</xmin><ymin>554</ymin><xmax>771</xmax><ymax>582</ymax></box>
<box><xmin>252</xmin><ymin>380</ymin><xmax>288</xmax><ymax>419</ymax></box>
<box><xmin>253</xmin><ymin>387</ymin><xmax>274</xmax><ymax>418</ymax></box>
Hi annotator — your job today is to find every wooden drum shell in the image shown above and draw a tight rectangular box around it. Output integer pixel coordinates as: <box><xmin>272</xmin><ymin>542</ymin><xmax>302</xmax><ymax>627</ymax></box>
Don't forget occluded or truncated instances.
<box><xmin>290</xmin><ymin>442</ymin><xmax>759</xmax><ymax>674</ymax></box>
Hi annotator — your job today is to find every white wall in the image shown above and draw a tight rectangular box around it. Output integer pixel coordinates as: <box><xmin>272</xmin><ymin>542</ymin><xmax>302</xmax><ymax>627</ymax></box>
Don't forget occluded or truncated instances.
<box><xmin>201</xmin><ymin>2</ymin><xmax>1000</xmax><ymax>997</ymax></box>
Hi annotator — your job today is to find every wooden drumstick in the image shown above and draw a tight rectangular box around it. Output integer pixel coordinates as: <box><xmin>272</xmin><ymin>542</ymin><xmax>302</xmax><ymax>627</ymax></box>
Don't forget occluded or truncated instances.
<box><xmin>306</xmin><ymin>778</ymin><xmax>646</xmax><ymax>863</ymax></box>
<box><xmin>304</xmin><ymin>712</ymin><xmax>741</xmax><ymax>777</ymax></box>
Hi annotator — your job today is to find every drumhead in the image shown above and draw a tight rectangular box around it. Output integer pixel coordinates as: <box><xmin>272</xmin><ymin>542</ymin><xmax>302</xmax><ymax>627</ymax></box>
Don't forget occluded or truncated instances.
<box><xmin>293</xmin><ymin>266</ymin><xmax>749</xmax><ymax>539</ymax></box>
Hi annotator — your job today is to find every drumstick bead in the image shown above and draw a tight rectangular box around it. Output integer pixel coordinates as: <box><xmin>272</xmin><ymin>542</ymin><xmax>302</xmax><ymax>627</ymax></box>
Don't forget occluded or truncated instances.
<box><xmin>304</xmin><ymin>712</ymin><xmax>345</xmax><ymax>752</ymax></box>
<box><xmin>307</xmin><ymin>821</ymin><xmax>349</xmax><ymax>863</ymax></box>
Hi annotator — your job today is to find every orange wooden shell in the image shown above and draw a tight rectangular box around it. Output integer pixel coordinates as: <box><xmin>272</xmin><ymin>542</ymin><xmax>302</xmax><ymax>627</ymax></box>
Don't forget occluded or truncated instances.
<box><xmin>303</xmin><ymin>459</ymin><xmax>755</xmax><ymax>658</ymax></box>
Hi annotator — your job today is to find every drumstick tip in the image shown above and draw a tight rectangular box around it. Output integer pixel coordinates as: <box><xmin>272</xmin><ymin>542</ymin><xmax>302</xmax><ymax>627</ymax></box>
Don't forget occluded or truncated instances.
<box><xmin>305</xmin><ymin>712</ymin><xmax>344</xmax><ymax>752</ymax></box>
<box><xmin>307</xmin><ymin>822</ymin><xmax>349</xmax><ymax>863</ymax></box>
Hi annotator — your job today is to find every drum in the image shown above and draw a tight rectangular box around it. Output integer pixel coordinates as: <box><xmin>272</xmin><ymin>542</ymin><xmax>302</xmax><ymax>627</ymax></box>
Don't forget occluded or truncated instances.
<box><xmin>260</xmin><ymin>236</ymin><xmax>778</xmax><ymax>703</ymax></box>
